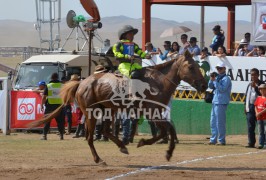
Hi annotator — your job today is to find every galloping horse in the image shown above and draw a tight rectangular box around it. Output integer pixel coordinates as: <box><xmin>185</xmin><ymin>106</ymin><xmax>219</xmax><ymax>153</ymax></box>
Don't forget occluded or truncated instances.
<box><xmin>29</xmin><ymin>51</ymin><xmax>207</xmax><ymax>164</ymax></box>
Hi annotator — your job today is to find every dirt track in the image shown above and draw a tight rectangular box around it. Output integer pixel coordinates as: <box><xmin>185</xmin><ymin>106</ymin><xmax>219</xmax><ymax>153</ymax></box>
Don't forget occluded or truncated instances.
<box><xmin>0</xmin><ymin>133</ymin><xmax>266</xmax><ymax>180</ymax></box>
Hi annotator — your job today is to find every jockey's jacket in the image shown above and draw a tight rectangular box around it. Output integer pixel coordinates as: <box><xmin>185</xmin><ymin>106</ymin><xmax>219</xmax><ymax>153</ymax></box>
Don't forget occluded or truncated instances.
<box><xmin>47</xmin><ymin>82</ymin><xmax>62</xmax><ymax>104</ymax></box>
<box><xmin>112</xmin><ymin>39</ymin><xmax>146</xmax><ymax>61</ymax></box>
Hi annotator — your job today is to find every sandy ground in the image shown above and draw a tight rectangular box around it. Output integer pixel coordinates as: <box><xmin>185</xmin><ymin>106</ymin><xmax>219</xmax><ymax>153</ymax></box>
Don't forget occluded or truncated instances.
<box><xmin>0</xmin><ymin>133</ymin><xmax>266</xmax><ymax>180</ymax></box>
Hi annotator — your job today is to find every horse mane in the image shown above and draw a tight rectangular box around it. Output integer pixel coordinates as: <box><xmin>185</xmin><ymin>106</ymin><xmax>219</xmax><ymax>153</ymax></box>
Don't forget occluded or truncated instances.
<box><xmin>151</xmin><ymin>58</ymin><xmax>176</xmax><ymax>71</ymax></box>
<box><xmin>147</xmin><ymin>52</ymin><xmax>192</xmax><ymax>72</ymax></box>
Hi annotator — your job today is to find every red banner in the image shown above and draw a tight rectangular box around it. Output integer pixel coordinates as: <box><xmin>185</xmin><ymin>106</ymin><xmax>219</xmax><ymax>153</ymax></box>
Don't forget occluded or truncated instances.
<box><xmin>10</xmin><ymin>90</ymin><xmax>79</xmax><ymax>129</ymax></box>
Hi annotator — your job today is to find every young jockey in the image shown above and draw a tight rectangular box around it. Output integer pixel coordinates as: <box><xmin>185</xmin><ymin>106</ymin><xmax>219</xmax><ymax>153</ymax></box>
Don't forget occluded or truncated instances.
<box><xmin>112</xmin><ymin>25</ymin><xmax>150</xmax><ymax>144</ymax></box>
<box><xmin>112</xmin><ymin>25</ymin><xmax>150</xmax><ymax>78</ymax></box>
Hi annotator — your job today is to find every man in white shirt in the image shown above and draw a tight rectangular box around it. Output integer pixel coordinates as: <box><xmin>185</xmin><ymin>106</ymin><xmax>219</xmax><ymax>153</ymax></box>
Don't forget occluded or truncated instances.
<box><xmin>179</xmin><ymin>34</ymin><xmax>190</xmax><ymax>55</ymax></box>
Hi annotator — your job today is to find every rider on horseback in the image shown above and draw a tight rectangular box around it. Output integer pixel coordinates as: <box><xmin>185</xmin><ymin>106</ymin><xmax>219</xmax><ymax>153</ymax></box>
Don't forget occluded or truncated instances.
<box><xmin>112</xmin><ymin>25</ymin><xmax>150</xmax><ymax>78</ymax></box>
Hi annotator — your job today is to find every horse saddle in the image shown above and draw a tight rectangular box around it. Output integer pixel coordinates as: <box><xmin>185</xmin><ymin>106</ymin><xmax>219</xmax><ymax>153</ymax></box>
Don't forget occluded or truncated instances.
<box><xmin>114</xmin><ymin>70</ymin><xmax>123</xmax><ymax>77</ymax></box>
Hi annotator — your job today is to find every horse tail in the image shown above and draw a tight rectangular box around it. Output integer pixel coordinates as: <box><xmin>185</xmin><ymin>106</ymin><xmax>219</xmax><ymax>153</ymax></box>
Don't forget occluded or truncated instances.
<box><xmin>59</xmin><ymin>80</ymin><xmax>81</xmax><ymax>105</ymax></box>
<box><xmin>27</xmin><ymin>104</ymin><xmax>64</xmax><ymax>128</ymax></box>
<box><xmin>27</xmin><ymin>80</ymin><xmax>81</xmax><ymax>128</ymax></box>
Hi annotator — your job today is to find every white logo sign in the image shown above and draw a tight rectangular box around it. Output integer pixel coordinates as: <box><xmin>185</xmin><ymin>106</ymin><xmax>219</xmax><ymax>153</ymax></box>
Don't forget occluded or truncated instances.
<box><xmin>87</xmin><ymin>74</ymin><xmax>171</xmax><ymax>121</ymax></box>
<box><xmin>17</xmin><ymin>98</ymin><xmax>35</xmax><ymax>120</ymax></box>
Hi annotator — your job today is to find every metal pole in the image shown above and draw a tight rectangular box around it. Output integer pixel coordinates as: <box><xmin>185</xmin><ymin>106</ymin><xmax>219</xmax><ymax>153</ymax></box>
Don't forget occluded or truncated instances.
<box><xmin>49</xmin><ymin>0</ymin><xmax>53</xmax><ymax>50</ymax></box>
<box><xmin>58</xmin><ymin>0</ymin><xmax>61</xmax><ymax>48</ymax></box>
<box><xmin>76</xmin><ymin>26</ymin><xmax>79</xmax><ymax>51</ymax></box>
<box><xmin>88</xmin><ymin>30</ymin><xmax>93</xmax><ymax>76</ymax></box>
<box><xmin>79</xmin><ymin>25</ymin><xmax>89</xmax><ymax>51</ymax></box>
<box><xmin>200</xmin><ymin>6</ymin><xmax>205</xmax><ymax>49</ymax></box>
<box><xmin>61</xmin><ymin>28</ymin><xmax>75</xmax><ymax>49</ymax></box>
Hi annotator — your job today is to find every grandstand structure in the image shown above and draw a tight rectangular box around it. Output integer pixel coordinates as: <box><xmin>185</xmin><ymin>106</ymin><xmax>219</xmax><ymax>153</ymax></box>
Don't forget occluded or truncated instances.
<box><xmin>142</xmin><ymin>0</ymin><xmax>251</xmax><ymax>54</ymax></box>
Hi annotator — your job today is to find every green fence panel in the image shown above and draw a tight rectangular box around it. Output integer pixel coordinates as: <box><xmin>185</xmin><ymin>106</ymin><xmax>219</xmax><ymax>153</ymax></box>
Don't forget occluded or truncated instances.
<box><xmin>138</xmin><ymin>99</ymin><xmax>247</xmax><ymax>135</ymax></box>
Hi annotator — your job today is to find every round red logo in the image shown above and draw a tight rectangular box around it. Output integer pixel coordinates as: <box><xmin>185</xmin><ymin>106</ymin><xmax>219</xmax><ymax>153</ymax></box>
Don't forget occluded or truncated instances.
<box><xmin>19</xmin><ymin>103</ymin><xmax>34</xmax><ymax>115</ymax></box>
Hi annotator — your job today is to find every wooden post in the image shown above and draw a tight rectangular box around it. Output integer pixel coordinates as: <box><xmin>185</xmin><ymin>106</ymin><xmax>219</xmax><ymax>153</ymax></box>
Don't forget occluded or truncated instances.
<box><xmin>227</xmin><ymin>5</ymin><xmax>235</xmax><ymax>55</ymax></box>
<box><xmin>142</xmin><ymin>0</ymin><xmax>151</xmax><ymax>50</ymax></box>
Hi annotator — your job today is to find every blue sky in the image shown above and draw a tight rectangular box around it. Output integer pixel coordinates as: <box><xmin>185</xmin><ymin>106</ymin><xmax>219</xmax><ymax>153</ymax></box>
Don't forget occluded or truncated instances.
<box><xmin>0</xmin><ymin>0</ymin><xmax>251</xmax><ymax>23</ymax></box>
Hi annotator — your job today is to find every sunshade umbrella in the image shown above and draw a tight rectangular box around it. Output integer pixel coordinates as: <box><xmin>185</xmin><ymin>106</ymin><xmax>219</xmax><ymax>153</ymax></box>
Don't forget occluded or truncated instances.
<box><xmin>160</xmin><ymin>26</ymin><xmax>192</xmax><ymax>38</ymax></box>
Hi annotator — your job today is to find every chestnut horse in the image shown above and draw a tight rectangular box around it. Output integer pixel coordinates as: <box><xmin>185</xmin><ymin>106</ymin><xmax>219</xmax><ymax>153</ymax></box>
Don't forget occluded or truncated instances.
<box><xmin>29</xmin><ymin>51</ymin><xmax>207</xmax><ymax>164</ymax></box>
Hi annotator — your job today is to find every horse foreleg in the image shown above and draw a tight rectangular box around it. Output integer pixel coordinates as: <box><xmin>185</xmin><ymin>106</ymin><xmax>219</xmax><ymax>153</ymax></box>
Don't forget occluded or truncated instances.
<box><xmin>102</xmin><ymin>119</ymin><xmax>129</xmax><ymax>154</ymax></box>
<box><xmin>165</xmin><ymin>121</ymin><xmax>176</xmax><ymax>161</ymax></box>
<box><xmin>86</xmin><ymin>117</ymin><xmax>105</xmax><ymax>164</ymax></box>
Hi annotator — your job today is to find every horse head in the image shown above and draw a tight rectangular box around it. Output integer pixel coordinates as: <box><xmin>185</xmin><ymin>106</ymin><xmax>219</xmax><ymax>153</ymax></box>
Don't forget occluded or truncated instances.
<box><xmin>175</xmin><ymin>50</ymin><xmax>207</xmax><ymax>92</ymax></box>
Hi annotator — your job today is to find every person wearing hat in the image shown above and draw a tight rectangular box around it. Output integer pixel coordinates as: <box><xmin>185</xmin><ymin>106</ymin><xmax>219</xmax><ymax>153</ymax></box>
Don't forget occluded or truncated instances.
<box><xmin>33</xmin><ymin>81</ymin><xmax>46</xmax><ymax>94</ymax></box>
<box><xmin>254</xmin><ymin>83</ymin><xmax>266</xmax><ymax>149</ymax></box>
<box><xmin>112</xmin><ymin>25</ymin><xmax>150</xmax><ymax>78</ymax></box>
<box><xmin>40</xmin><ymin>72</ymin><xmax>65</xmax><ymax>140</ymax></box>
<box><xmin>188</xmin><ymin>37</ymin><xmax>200</xmax><ymax>56</ymax></box>
<box><xmin>200</xmin><ymin>47</ymin><xmax>211</xmax><ymax>60</ymax></box>
<box><xmin>94</xmin><ymin>64</ymin><xmax>108</xmax><ymax>74</ymax></box>
<box><xmin>210</xmin><ymin>25</ymin><xmax>225</xmax><ymax>53</ymax></box>
<box><xmin>233</xmin><ymin>39</ymin><xmax>249</xmax><ymax>56</ymax></box>
<box><xmin>207</xmin><ymin>62</ymin><xmax>232</xmax><ymax>145</ymax></box>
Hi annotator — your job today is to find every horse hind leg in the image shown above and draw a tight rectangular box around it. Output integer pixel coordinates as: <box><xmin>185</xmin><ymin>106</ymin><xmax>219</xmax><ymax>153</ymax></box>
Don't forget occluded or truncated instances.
<box><xmin>86</xmin><ymin>116</ymin><xmax>106</xmax><ymax>165</ymax></box>
<box><xmin>102</xmin><ymin>119</ymin><xmax>129</xmax><ymax>154</ymax></box>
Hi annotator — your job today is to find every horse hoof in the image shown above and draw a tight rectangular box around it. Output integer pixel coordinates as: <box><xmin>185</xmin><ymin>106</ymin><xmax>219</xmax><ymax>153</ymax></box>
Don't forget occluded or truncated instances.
<box><xmin>120</xmin><ymin>147</ymin><xmax>129</xmax><ymax>154</ymax></box>
<box><xmin>137</xmin><ymin>139</ymin><xmax>145</xmax><ymax>148</ymax></box>
<box><xmin>166</xmin><ymin>152</ymin><xmax>172</xmax><ymax>161</ymax></box>
<box><xmin>99</xmin><ymin>160</ymin><xmax>107</xmax><ymax>166</ymax></box>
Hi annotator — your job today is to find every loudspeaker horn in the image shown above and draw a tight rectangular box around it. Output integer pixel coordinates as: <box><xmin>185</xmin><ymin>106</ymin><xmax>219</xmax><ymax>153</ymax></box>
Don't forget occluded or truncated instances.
<box><xmin>66</xmin><ymin>10</ymin><xmax>77</xmax><ymax>28</ymax></box>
